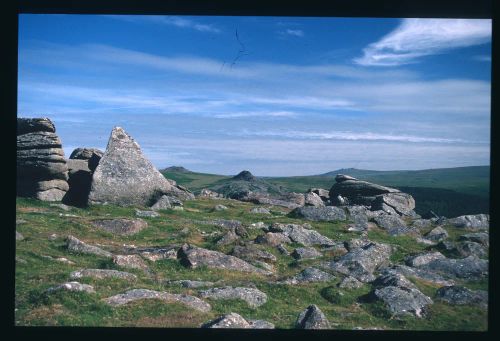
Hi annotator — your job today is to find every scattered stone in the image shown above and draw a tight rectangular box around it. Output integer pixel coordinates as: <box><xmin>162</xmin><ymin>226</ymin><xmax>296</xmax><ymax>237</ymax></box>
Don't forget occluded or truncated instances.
<box><xmin>459</xmin><ymin>232</ymin><xmax>489</xmax><ymax>247</ymax></box>
<box><xmin>202</xmin><ymin>313</ymin><xmax>251</xmax><ymax>328</ymax></box>
<box><xmin>214</xmin><ymin>204</ymin><xmax>228</xmax><ymax>211</ymax></box>
<box><xmin>338</xmin><ymin>276</ymin><xmax>364</xmax><ymax>289</ymax></box>
<box><xmin>424</xmin><ymin>226</ymin><xmax>449</xmax><ymax>242</ymax></box>
<box><xmin>373</xmin><ymin>214</ymin><xmax>418</xmax><ymax>236</ymax></box>
<box><xmin>309</xmin><ymin>188</ymin><xmax>330</xmax><ymax>201</ymax></box>
<box><xmin>436</xmin><ymin>286</ymin><xmax>488</xmax><ymax>308</ymax></box>
<box><xmin>16</xmin><ymin>231</ymin><xmax>24</xmax><ymax>241</ymax></box>
<box><xmin>135</xmin><ymin>210</ymin><xmax>160</xmax><ymax>218</ymax></box>
<box><xmin>151</xmin><ymin>195</ymin><xmax>177</xmax><ymax>211</ymax></box>
<box><xmin>371</xmin><ymin>192</ymin><xmax>416</xmax><ymax>216</ymax></box>
<box><xmin>321</xmin><ymin>242</ymin><xmax>392</xmax><ymax>283</ymax></box>
<box><xmin>103</xmin><ymin>289</ymin><xmax>211</xmax><ymax>312</ymax></box>
<box><xmin>88</xmin><ymin>127</ymin><xmax>191</xmax><ymax>206</ymax></box>
<box><xmin>54</xmin><ymin>257</ymin><xmax>76</xmax><ymax>265</ymax></box>
<box><xmin>269</xmin><ymin>223</ymin><xmax>335</xmax><ymax>247</ymax></box>
<box><xmin>166</xmin><ymin>280</ymin><xmax>215</xmax><ymax>288</ymax></box>
<box><xmin>47</xmin><ymin>281</ymin><xmax>95</xmax><ymax>294</ymax></box>
<box><xmin>16</xmin><ymin>256</ymin><xmax>28</xmax><ymax>264</ymax></box>
<box><xmin>344</xmin><ymin>238</ymin><xmax>371</xmax><ymax>252</ymax></box>
<box><xmin>277</xmin><ymin>244</ymin><xmax>290</xmax><ymax>255</ymax></box>
<box><xmin>379</xmin><ymin>265</ymin><xmax>455</xmax><ymax>287</ymax></box>
<box><xmin>198</xmin><ymin>188</ymin><xmax>224</xmax><ymax>199</ymax></box>
<box><xmin>198</xmin><ymin>219</ymin><xmax>242</xmax><ymax>229</ymax></box>
<box><xmin>234</xmin><ymin>226</ymin><xmax>248</xmax><ymax>237</ymax></box>
<box><xmin>405</xmin><ymin>252</ymin><xmax>446</xmax><ymax>267</ymax></box>
<box><xmin>48</xmin><ymin>233</ymin><xmax>58</xmax><ymax>241</ymax></box>
<box><xmin>66</xmin><ymin>235</ymin><xmax>112</xmax><ymax>258</ymax></box>
<box><xmin>247</xmin><ymin>320</ymin><xmax>275</xmax><ymax>329</ymax></box>
<box><xmin>255</xmin><ymin>232</ymin><xmax>292</xmax><ymax>246</ymax></box>
<box><xmin>91</xmin><ymin>218</ymin><xmax>148</xmax><ymax>235</ymax></box>
<box><xmin>292</xmin><ymin>247</ymin><xmax>322</xmax><ymax>260</ymax></box>
<box><xmin>216</xmin><ymin>229</ymin><xmax>240</xmax><ymax>246</ymax></box>
<box><xmin>249</xmin><ymin>222</ymin><xmax>266</xmax><ymax>229</ymax></box>
<box><xmin>439</xmin><ymin>241</ymin><xmax>488</xmax><ymax>258</ymax></box>
<box><xmin>416</xmin><ymin>237</ymin><xmax>437</xmax><ymax>246</ymax></box>
<box><xmin>411</xmin><ymin>219</ymin><xmax>433</xmax><ymax>229</ymax></box>
<box><xmin>16</xmin><ymin>219</ymin><xmax>27</xmax><ymax>225</ymax></box>
<box><xmin>136</xmin><ymin>246</ymin><xmax>179</xmax><ymax>262</ymax></box>
<box><xmin>199</xmin><ymin>286</ymin><xmax>267</xmax><ymax>308</ymax></box>
<box><xmin>231</xmin><ymin>244</ymin><xmax>277</xmax><ymax>263</ymax></box>
<box><xmin>290</xmin><ymin>206</ymin><xmax>347</xmax><ymax>221</ymax></box>
<box><xmin>178</xmin><ymin>244</ymin><xmax>272</xmax><ymax>275</ymax></box>
<box><xmin>296</xmin><ymin>305</ymin><xmax>331</xmax><ymax>329</ymax></box>
<box><xmin>50</xmin><ymin>203</ymin><xmax>71</xmax><ymax>211</ymax></box>
<box><xmin>304</xmin><ymin>192</ymin><xmax>325</xmax><ymax>207</ymax></box>
<box><xmin>280</xmin><ymin>267</ymin><xmax>335</xmax><ymax>285</ymax></box>
<box><xmin>345</xmin><ymin>205</ymin><xmax>369</xmax><ymax>231</ymax></box>
<box><xmin>113</xmin><ymin>255</ymin><xmax>148</xmax><ymax>270</ymax></box>
<box><xmin>70</xmin><ymin>269</ymin><xmax>137</xmax><ymax>281</ymax></box>
<box><xmin>447</xmin><ymin>214</ymin><xmax>489</xmax><ymax>230</ymax></box>
<box><xmin>418</xmin><ymin>255</ymin><xmax>488</xmax><ymax>280</ymax></box>
<box><xmin>250</xmin><ymin>207</ymin><xmax>271</xmax><ymax>214</ymax></box>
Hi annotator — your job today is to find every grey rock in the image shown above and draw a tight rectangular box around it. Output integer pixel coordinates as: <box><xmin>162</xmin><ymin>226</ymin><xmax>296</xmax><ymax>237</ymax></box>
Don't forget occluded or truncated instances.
<box><xmin>372</xmin><ymin>273</ymin><xmax>419</xmax><ymax>291</ymax></box>
<box><xmin>88</xmin><ymin>127</ymin><xmax>189</xmax><ymax>206</ymax></box>
<box><xmin>231</xmin><ymin>244</ymin><xmax>277</xmax><ymax>263</ymax></box>
<box><xmin>255</xmin><ymin>232</ymin><xmax>292</xmax><ymax>246</ymax></box>
<box><xmin>269</xmin><ymin>223</ymin><xmax>335</xmax><ymax>247</ymax></box>
<box><xmin>198</xmin><ymin>188</ymin><xmax>224</xmax><ymax>199</ymax></box>
<box><xmin>199</xmin><ymin>286</ymin><xmax>267</xmax><ymax>308</ymax></box>
<box><xmin>424</xmin><ymin>226</ymin><xmax>449</xmax><ymax>242</ymax></box>
<box><xmin>322</xmin><ymin>242</ymin><xmax>392</xmax><ymax>283</ymax></box>
<box><xmin>178</xmin><ymin>244</ymin><xmax>272</xmax><ymax>275</ymax></box>
<box><xmin>344</xmin><ymin>237</ymin><xmax>372</xmax><ymax>251</ymax></box>
<box><xmin>112</xmin><ymin>255</ymin><xmax>148</xmax><ymax>270</ymax></box>
<box><xmin>418</xmin><ymin>255</ymin><xmax>488</xmax><ymax>280</ymax></box>
<box><xmin>247</xmin><ymin>320</ymin><xmax>275</xmax><ymax>329</ymax></box>
<box><xmin>291</xmin><ymin>206</ymin><xmax>347</xmax><ymax>221</ymax></box>
<box><xmin>380</xmin><ymin>265</ymin><xmax>455</xmax><ymax>287</ymax></box>
<box><xmin>66</xmin><ymin>235</ymin><xmax>112</xmax><ymax>258</ymax></box>
<box><xmin>373</xmin><ymin>285</ymin><xmax>432</xmax><ymax>318</ymax></box>
<box><xmin>135</xmin><ymin>210</ymin><xmax>160</xmax><ymax>218</ymax></box>
<box><xmin>202</xmin><ymin>313</ymin><xmax>251</xmax><ymax>328</ymax></box>
<box><xmin>304</xmin><ymin>192</ymin><xmax>325</xmax><ymax>207</ymax></box>
<box><xmin>69</xmin><ymin>147</ymin><xmax>104</xmax><ymax>172</ymax></box>
<box><xmin>16</xmin><ymin>231</ymin><xmax>24</xmax><ymax>241</ymax></box>
<box><xmin>439</xmin><ymin>241</ymin><xmax>488</xmax><ymax>258</ymax></box>
<box><xmin>447</xmin><ymin>214</ymin><xmax>489</xmax><ymax>231</ymax></box>
<box><xmin>405</xmin><ymin>252</ymin><xmax>446</xmax><ymax>267</ymax></box>
<box><xmin>335</xmin><ymin>174</ymin><xmax>357</xmax><ymax>182</ymax></box>
<box><xmin>372</xmin><ymin>192</ymin><xmax>416</xmax><ymax>216</ymax></box>
<box><xmin>292</xmin><ymin>247</ymin><xmax>322</xmax><ymax>260</ymax></box>
<box><xmin>135</xmin><ymin>245</ymin><xmax>179</xmax><ymax>262</ymax></box>
<box><xmin>411</xmin><ymin>219</ymin><xmax>433</xmax><ymax>229</ymax></box>
<box><xmin>338</xmin><ymin>276</ymin><xmax>363</xmax><ymax>289</ymax></box>
<box><xmin>459</xmin><ymin>232</ymin><xmax>489</xmax><ymax>247</ymax></box>
<box><xmin>47</xmin><ymin>281</ymin><xmax>95</xmax><ymax>294</ymax></box>
<box><xmin>103</xmin><ymin>289</ymin><xmax>211</xmax><ymax>312</ymax></box>
<box><xmin>250</xmin><ymin>207</ymin><xmax>271</xmax><ymax>214</ymax></box>
<box><xmin>329</xmin><ymin>177</ymin><xmax>399</xmax><ymax>206</ymax></box>
<box><xmin>91</xmin><ymin>218</ymin><xmax>148</xmax><ymax>236</ymax></box>
<box><xmin>296</xmin><ymin>305</ymin><xmax>331</xmax><ymax>329</ymax></box>
<box><xmin>50</xmin><ymin>203</ymin><xmax>71</xmax><ymax>211</ymax></box>
<box><xmin>70</xmin><ymin>269</ymin><xmax>137</xmax><ymax>281</ymax></box>
<box><xmin>373</xmin><ymin>214</ymin><xmax>418</xmax><ymax>236</ymax></box>
<box><xmin>248</xmin><ymin>221</ymin><xmax>266</xmax><ymax>229</ymax></box>
<box><xmin>151</xmin><ymin>195</ymin><xmax>173</xmax><ymax>210</ymax></box>
<box><xmin>37</xmin><ymin>180</ymin><xmax>69</xmax><ymax>192</ymax></box>
<box><xmin>277</xmin><ymin>244</ymin><xmax>290</xmax><ymax>255</ymax></box>
<box><xmin>36</xmin><ymin>188</ymin><xmax>66</xmax><ymax>201</ymax></box>
<box><xmin>309</xmin><ymin>188</ymin><xmax>330</xmax><ymax>200</ymax></box>
<box><xmin>244</xmin><ymin>192</ymin><xmax>303</xmax><ymax>209</ymax></box>
<box><xmin>17</xmin><ymin>117</ymin><xmax>55</xmax><ymax>135</ymax></box>
<box><xmin>345</xmin><ymin>205</ymin><xmax>369</xmax><ymax>231</ymax></box>
<box><xmin>281</xmin><ymin>267</ymin><xmax>335</xmax><ymax>285</ymax></box>
<box><xmin>202</xmin><ymin>218</ymin><xmax>242</xmax><ymax>229</ymax></box>
<box><xmin>436</xmin><ymin>285</ymin><xmax>488</xmax><ymax>308</ymax></box>
<box><xmin>214</xmin><ymin>204</ymin><xmax>228</xmax><ymax>211</ymax></box>
<box><xmin>166</xmin><ymin>280</ymin><xmax>215</xmax><ymax>288</ymax></box>
<box><xmin>216</xmin><ymin>229</ymin><xmax>240</xmax><ymax>246</ymax></box>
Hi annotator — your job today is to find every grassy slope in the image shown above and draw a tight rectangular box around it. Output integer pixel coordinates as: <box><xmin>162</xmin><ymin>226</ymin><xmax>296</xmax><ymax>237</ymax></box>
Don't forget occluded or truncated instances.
<box><xmin>15</xmin><ymin>197</ymin><xmax>487</xmax><ymax>330</ymax></box>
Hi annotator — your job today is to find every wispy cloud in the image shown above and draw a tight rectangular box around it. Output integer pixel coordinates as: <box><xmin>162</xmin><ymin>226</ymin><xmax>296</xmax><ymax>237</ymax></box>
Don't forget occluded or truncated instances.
<box><xmin>473</xmin><ymin>55</ymin><xmax>492</xmax><ymax>62</ymax></box>
<box><xmin>284</xmin><ymin>29</ymin><xmax>304</xmax><ymax>37</ymax></box>
<box><xmin>355</xmin><ymin>19</ymin><xmax>491</xmax><ymax>66</ymax></box>
<box><xmin>212</xmin><ymin>111</ymin><xmax>297</xmax><ymax>119</ymax></box>
<box><xmin>104</xmin><ymin>15</ymin><xmax>221</xmax><ymax>33</ymax></box>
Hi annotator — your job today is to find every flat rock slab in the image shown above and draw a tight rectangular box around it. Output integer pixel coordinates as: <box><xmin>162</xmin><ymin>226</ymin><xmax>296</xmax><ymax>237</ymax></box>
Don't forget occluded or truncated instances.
<box><xmin>290</xmin><ymin>206</ymin><xmax>347</xmax><ymax>221</ymax></box>
<box><xmin>91</xmin><ymin>218</ymin><xmax>148</xmax><ymax>236</ymax></box>
<box><xmin>47</xmin><ymin>281</ymin><xmax>95</xmax><ymax>294</ymax></box>
<box><xmin>103</xmin><ymin>289</ymin><xmax>211</xmax><ymax>313</ymax></box>
<box><xmin>322</xmin><ymin>242</ymin><xmax>392</xmax><ymax>283</ymax></box>
<box><xmin>436</xmin><ymin>285</ymin><xmax>487</xmax><ymax>309</ymax></box>
<box><xmin>178</xmin><ymin>244</ymin><xmax>272</xmax><ymax>275</ymax></box>
<box><xmin>113</xmin><ymin>255</ymin><xmax>148</xmax><ymax>270</ymax></box>
<box><xmin>292</xmin><ymin>247</ymin><xmax>322</xmax><ymax>260</ymax></box>
<box><xmin>70</xmin><ymin>269</ymin><xmax>137</xmax><ymax>281</ymax></box>
<box><xmin>296</xmin><ymin>305</ymin><xmax>331</xmax><ymax>329</ymax></box>
<box><xmin>280</xmin><ymin>267</ymin><xmax>335</xmax><ymax>285</ymax></box>
<box><xmin>199</xmin><ymin>286</ymin><xmax>268</xmax><ymax>308</ymax></box>
<box><xmin>405</xmin><ymin>252</ymin><xmax>446</xmax><ymax>267</ymax></box>
<box><xmin>269</xmin><ymin>223</ymin><xmax>335</xmax><ymax>247</ymax></box>
<box><xmin>418</xmin><ymin>256</ymin><xmax>488</xmax><ymax>280</ymax></box>
<box><xmin>66</xmin><ymin>235</ymin><xmax>113</xmax><ymax>258</ymax></box>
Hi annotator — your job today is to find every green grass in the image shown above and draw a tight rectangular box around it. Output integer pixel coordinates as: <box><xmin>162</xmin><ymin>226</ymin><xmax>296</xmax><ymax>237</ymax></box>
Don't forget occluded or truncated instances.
<box><xmin>15</xmin><ymin>196</ymin><xmax>488</xmax><ymax>330</ymax></box>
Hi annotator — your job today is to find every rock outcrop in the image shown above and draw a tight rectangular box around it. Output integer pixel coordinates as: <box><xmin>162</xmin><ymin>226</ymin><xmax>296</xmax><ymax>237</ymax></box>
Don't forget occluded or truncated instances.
<box><xmin>447</xmin><ymin>214</ymin><xmax>489</xmax><ymax>231</ymax></box>
<box><xmin>88</xmin><ymin>127</ymin><xmax>192</xmax><ymax>206</ymax></box>
<box><xmin>296</xmin><ymin>305</ymin><xmax>331</xmax><ymax>329</ymax></box>
<box><xmin>17</xmin><ymin>117</ymin><xmax>69</xmax><ymax>201</ymax></box>
<box><xmin>329</xmin><ymin>175</ymin><xmax>415</xmax><ymax>216</ymax></box>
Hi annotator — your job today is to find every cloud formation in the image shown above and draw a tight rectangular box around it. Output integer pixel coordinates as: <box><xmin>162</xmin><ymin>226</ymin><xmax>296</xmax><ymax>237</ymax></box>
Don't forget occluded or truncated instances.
<box><xmin>355</xmin><ymin>19</ymin><xmax>491</xmax><ymax>66</ymax></box>
<box><xmin>104</xmin><ymin>15</ymin><xmax>221</xmax><ymax>33</ymax></box>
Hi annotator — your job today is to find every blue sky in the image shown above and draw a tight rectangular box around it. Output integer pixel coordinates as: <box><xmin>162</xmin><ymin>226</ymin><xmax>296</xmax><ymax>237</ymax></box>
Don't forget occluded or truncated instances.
<box><xmin>18</xmin><ymin>15</ymin><xmax>492</xmax><ymax>176</ymax></box>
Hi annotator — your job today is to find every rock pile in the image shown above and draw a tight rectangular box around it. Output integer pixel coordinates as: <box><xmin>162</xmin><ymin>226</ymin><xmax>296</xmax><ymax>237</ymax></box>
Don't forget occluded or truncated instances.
<box><xmin>17</xmin><ymin>117</ymin><xmax>69</xmax><ymax>201</ymax></box>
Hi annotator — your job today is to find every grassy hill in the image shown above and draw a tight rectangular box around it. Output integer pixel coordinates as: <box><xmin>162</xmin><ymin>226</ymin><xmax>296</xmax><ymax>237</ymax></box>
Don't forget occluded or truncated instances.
<box><xmin>160</xmin><ymin>166</ymin><xmax>490</xmax><ymax>218</ymax></box>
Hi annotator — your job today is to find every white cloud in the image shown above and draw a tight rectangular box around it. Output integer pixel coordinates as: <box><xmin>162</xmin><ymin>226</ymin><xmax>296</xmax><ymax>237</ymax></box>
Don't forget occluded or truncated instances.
<box><xmin>212</xmin><ymin>111</ymin><xmax>297</xmax><ymax>119</ymax></box>
<box><xmin>355</xmin><ymin>19</ymin><xmax>492</xmax><ymax>66</ymax></box>
<box><xmin>284</xmin><ymin>29</ymin><xmax>304</xmax><ymax>37</ymax></box>
<box><xmin>103</xmin><ymin>15</ymin><xmax>221</xmax><ymax>33</ymax></box>
<box><xmin>473</xmin><ymin>55</ymin><xmax>492</xmax><ymax>62</ymax></box>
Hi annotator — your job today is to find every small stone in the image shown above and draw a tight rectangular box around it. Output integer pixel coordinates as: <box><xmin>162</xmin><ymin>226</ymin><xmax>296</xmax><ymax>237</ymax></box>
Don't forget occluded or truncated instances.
<box><xmin>199</xmin><ymin>286</ymin><xmax>267</xmax><ymax>308</ymax></box>
<box><xmin>249</xmin><ymin>222</ymin><xmax>266</xmax><ymax>229</ymax></box>
<box><xmin>247</xmin><ymin>319</ymin><xmax>275</xmax><ymax>329</ymax></box>
<box><xmin>277</xmin><ymin>244</ymin><xmax>290</xmax><ymax>255</ymax></box>
<box><xmin>91</xmin><ymin>218</ymin><xmax>148</xmax><ymax>236</ymax></box>
<box><xmin>436</xmin><ymin>285</ymin><xmax>487</xmax><ymax>308</ymax></box>
<box><xmin>250</xmin><ymin>207</ymin><xmax>271</xmax><ymax>214</ymax></box>
<box><xmin>292</xmin><ymin>247</ymin><xmax>322</xmax><ymax>260</ymax></box>
<box><xmin>214</xmin><ymin>204</ymin><xmax>228</xmax><ymax>211</ymax></box>
<box><xmin>296</xmin><ymin>305</ymin><xmax>331</xmax><ymax>329</ymax></box>
<box><xmin>112</xmin><ymin>254</ymin><xmax>148</xmax><ymax>270</ymax></box>
<box><xmin>135</xmin><ymin>210</ymin><xmax>160</xmax><ymax>218</ymax></box>
<box><xmin>66</xmin><ymin>235</ymin><xmax>113</xmax><ymax>258</ymax></box>
<box><xmin>338</xmin><ymin>276</ymin><xmax>363</xmax><ymax>289</ymax></box>
<box><xmin>255</xmin><ymin>232</ymin><xmax>292</xmax><ymax>246</ymax></box>
<box><xmin>48</xmin><ymin>233</ymin><xmax>58</xmax><ymax>241</ymax></box>
<box><xmin>166</xmin><ymin>280</ymin><xmax>215</xmax><ymax>288</ymax></box>
<box><xmin>70</xmin><ymin>269</ymin><xmax>137</xmax><ymax>281</ymax></box>
<box><xmin>16</xmin><ymin>231</ymin><xmax>24</xmax><ymax>241</ymax></box>
<box><xmin>47</xmin><ymin>281</ymin><xmax>95</xmax><ymax>294</ymax></box>
<box><xmin>280</xmin><ymin>267</ymin><xmax>335</xmax><ymax>285</ymax></box>
<box><xmin>405</xmin><ymin>252</ymin><xmax>446</xmax><ymax>267</ymax></box>
<box><xmin>202</xmin><ymin>313</ymin><xmax>250</xmax><ymax>328</ymax></box>
<box><xmin>424</xmin><ymin>226</ymin><xmax>449</xmax><ymax>242</ymax></box>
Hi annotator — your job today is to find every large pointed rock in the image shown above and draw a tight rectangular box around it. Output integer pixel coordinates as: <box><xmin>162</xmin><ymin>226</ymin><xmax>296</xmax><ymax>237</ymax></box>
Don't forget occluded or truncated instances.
<box><xmin>88</xmin><ymin>127</ymin><xmax>180</xmax><ymax>206</ymax></box>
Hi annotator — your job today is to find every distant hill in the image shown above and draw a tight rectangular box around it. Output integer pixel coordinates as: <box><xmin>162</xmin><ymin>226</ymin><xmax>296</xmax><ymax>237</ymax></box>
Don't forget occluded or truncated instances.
<box><xmin>161</xmin><ymin>166</ymin><xmax>192</xmax><ymax>173</ymax></box>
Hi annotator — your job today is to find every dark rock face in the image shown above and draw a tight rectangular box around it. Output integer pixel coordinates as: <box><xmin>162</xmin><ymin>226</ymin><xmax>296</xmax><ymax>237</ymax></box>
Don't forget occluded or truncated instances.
<box><xmin>199</xmin><ymin>286</ymin><xmax>268</xmax><ymax>308</ymax></box>
<box><xmin>17</xmin><ymin>118</ymin><xmax>69</xmax><ymax>201</ymax></box>
<box><xmin>296</xmin><ymin>305</ymin><xmax>331</xmax><ymax>329</ymax></box>
<box><xmin>329</xmin><ymin>175</ymin><xmax>415</xmax><ymax>216</ymax></box>
<box><xmin>63</xmin><ymin>159</ymin><xmax>93</xmax><ymax>207</ymax></box>
<box><xmin>88</xmin><ymin>127</ymin><xmax>190</xmax><ymax>206</ymax></box>
<box><xmin>371</xmin><ymin>273</ymin><xmax>433</xmax><ymax>317</ymax></box>
<box><xmin>177</xmin><ymin>244</ymin><xmax>272</xmax><ymax>275</ymax></box>
<box><xmin>447</xmin><ymin>214</ymin><xmax>489</xmax><ymax>231</ymax></box>
<box><xmin>322</xmin><ymin>242</ymin><xmax>392</xmax><ymax>283</ymax></box>
<box><xmin>69</xmin><ymin>148</ymin><xmax>104</xmax><ymax>172</ymax></box>
<box><xmin>90</xmin><ymin>218</ymin><xmax>148</xmax><ymax>236</ymax></box>
<box><xmin>435</xmin><ymin>286</ymin><xmax>488</xmax><ymax>308</ymax></box>
<box><xmin>290</xmin><ymin>206</ymin><xmax>347</xmax><ymax>222</ymax></box>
